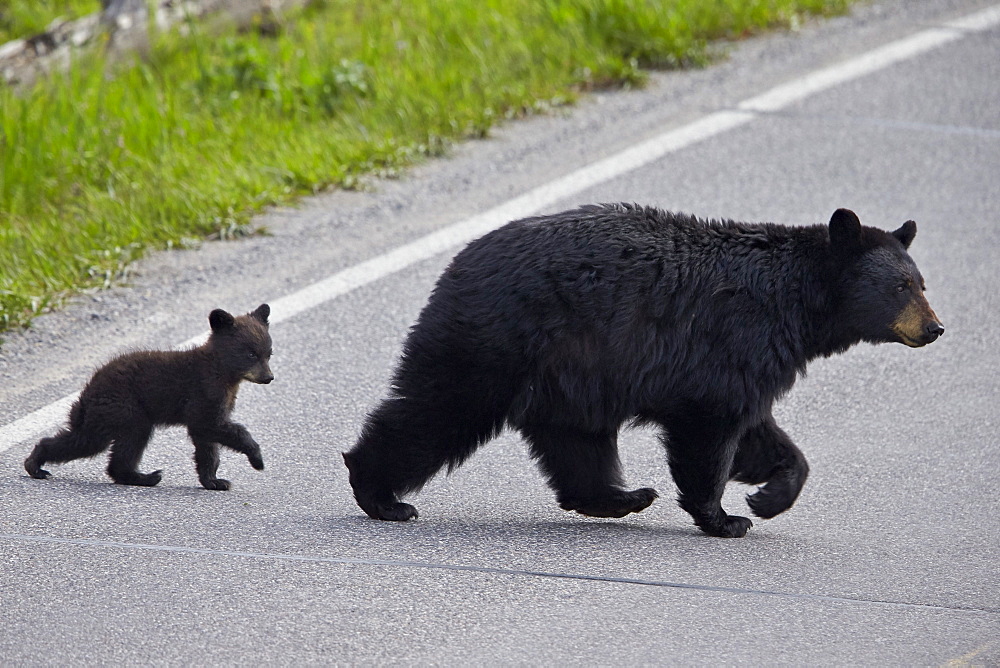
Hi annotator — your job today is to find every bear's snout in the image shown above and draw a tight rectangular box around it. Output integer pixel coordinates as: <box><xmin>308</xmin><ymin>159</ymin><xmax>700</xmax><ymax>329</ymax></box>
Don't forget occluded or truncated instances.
<box><xmin>923</xmin><ymin>320</ymin><xmax>945</xmax><ymax>343</ymax></box>
<box><xmin>244</xmin><ymin>368</ymin><xmax>274</xmax><ymax>384</ymax></box>
<box><xmin>892</xmin><ymin>297</ymin><xmax>943</xmax><ymax>347</ymax></box>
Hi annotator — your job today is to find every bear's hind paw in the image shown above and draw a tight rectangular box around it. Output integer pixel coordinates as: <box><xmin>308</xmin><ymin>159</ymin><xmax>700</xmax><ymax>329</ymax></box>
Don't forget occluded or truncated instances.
<box><xmin>372</xmin><ymin>502</ymin><xmax>419</xmax><ymax>522</ymax></box>
<box><xmin>563</xmin><ymin>487</ymin><xmax>659</xmax><ymax>518</ymax></box>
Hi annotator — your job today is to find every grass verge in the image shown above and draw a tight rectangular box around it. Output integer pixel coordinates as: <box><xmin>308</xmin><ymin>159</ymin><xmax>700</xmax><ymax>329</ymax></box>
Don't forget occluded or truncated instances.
<box><xmin>0</xmin><ymin>0</ymin><xmax>854</xmax><ymax>335</ymax></box>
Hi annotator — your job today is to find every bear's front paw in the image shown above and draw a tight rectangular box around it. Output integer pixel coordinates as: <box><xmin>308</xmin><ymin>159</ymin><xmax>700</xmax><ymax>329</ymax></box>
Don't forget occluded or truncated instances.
<box><xmin>700</xmin><ymin>514</ymin><xmax>753</xmax><ymax>538</ymax></box>
<box><xmin>745</xmin><ymin>465</ymin><xmax>807</xmax><ymax>519</ymax></box>
<box><xmin>201</xmin><ymin>477</ymin><xmax>231</xmax><ymax>491</ymax></box>
<box><xmin>746</xmin><ymin>486</ymin><xmax>792</xmax><ymax>519</ymax></box>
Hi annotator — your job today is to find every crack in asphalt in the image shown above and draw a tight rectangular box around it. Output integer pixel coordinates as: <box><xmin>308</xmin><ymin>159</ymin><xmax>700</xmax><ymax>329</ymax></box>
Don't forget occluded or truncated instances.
<box><xmin>2</xmin><ymin>532</ymin><xmax>997</xmax><ymax>616</ymax></box>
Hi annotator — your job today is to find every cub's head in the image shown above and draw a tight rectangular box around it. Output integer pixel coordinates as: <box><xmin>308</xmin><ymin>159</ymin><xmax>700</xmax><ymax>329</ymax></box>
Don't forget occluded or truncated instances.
<box><xmin>829</xmin><ymin>209</ymin><xmax>944</xmax><ymax>348</ymax></box>
<box><xmin>208</xmin><ymin>303</ymin><xmax>274</xmax><ymax>384</ymax></box>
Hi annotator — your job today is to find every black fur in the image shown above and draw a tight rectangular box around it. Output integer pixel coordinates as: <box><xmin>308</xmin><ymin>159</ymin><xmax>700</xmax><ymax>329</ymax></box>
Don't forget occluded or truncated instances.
<box><xmin>25</xmin><ymin>304</ymin><xmax>274</xmax><ymax>490</ymax></box>
<box><xmin>344</xmin><ymin>205</ymin><xmax>943</xmax><ymax>536</ymax></box>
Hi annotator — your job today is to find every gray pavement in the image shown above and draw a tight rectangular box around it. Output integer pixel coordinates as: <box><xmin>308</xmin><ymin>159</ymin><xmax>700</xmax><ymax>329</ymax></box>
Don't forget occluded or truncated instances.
<box><xmin>1</xmin><ymin>0</ymin><xmax>998</xmax><ymax>663</ymax></box>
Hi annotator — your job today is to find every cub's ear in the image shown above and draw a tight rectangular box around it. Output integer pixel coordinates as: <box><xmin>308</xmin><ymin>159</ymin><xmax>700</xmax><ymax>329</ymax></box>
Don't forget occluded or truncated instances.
<box><xmin>891</xmin><ymin>220</ymin><xmax>917</xmax><ymax>249</ymax></box>
<box><xmin>209</xmin><ymin>309</ymin><xmax>235</xmax><ymax>331</ymax></box>
<box><xmin>829</xmin><ymin>208</ymin><xmax>863</xmax><ymax>252</ymax></box>
<box><xmin>251</xmin><ymin>303</ymin><xmax>270</xmax><ymax>325</ymax></box>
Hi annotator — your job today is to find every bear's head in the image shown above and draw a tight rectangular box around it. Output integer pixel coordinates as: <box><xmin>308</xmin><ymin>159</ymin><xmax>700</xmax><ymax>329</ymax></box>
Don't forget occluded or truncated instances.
<box><xmin>829</xmin><ymin>209</ymin><xmax>944</xmax><ymax>348</ymax></box>
<box><xmin>208</xmin><ymin>303</ymin><xmax>274</xmax><ymax>384</ymax></box>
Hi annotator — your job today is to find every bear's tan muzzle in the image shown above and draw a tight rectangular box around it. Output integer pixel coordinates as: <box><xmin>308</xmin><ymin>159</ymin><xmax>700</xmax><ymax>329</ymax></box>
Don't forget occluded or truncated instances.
<box><xmin>892</xmin><ymin>296</ymin><xmax>944</xmax><ymax>347</ymax></box>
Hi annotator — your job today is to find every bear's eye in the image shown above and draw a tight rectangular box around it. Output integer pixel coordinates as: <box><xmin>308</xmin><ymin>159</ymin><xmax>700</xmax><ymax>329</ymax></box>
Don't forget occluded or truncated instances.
<box><xmin>895</xmin><ymin>284</ymin><xmax>906</xmax><ymax>293</ymax></box>
<box><xmin>247</xmin><ymin>351</ymin><xmax>258</xmax><ymax>360</ymax></box>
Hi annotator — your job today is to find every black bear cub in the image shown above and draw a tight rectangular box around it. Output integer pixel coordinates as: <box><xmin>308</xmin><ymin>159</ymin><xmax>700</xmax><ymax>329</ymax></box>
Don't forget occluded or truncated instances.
<box><xmin>344</xmin><ymin>205</ymin><xmax>944</xmax><ymax>537</ymax></box>
<box><xmin>25</xmin><ymin>304</ymin><xmax>273</xmax><ymax>490</ymax></box>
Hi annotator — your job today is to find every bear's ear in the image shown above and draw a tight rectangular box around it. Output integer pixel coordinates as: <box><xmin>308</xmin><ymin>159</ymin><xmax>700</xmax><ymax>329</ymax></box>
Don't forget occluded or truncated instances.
<box><xmin>251</xmin><ymin>303</ymin><xmax>270</xmax><ymax>326</ymax></box>
<box><xmin>209</xmin><ymin>309</ymin><xmax>235</xmax><ymax>332</ymax></box>
<box><xmin>828</xmin><ymin>208</ymin><xmax>863</xmax><ymax>253</ymax></box>
<box><xmin>891</xmin><ymin>220</ymin><xmax>916</xmax><ymax>249</ymax></box>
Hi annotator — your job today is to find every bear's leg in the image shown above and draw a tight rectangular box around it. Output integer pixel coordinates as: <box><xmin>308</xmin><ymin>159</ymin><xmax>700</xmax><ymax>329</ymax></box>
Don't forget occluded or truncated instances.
<box><xmin>24</xmin><ymin>428</ymin><xmax>111</xmax><ymax>479</ymax></box>
<box><xmin>661</xmin><ymin>414</ymin><xmax>752</xmax><ymax>538</ymax></box>
<box><xmin>730</xmin><ymin>414</ymin><xmax>809</xmax><ymax>519</ymax></box>
<box><xmin>190</xmin><ymin>435</ymin><xmax>230</xmax><ymax>491</ymax></box>
<box><xmin>106</xmin><ymin>424</ymin><xmax>162</xmax><ymax>487</ymax></box>
<box><xmin>521</xmin><ymin>424</ymin><xmax>658</xmax><ymax>518</ymax></box>
<box><xmin>196</xmin><ymin>422</ymin><xmax>264</xmax><ymax>472</ymax></box>
<box><xmin>345</xmin><ymin>387</ymin><xmax>508</xmax><ymax>521</ymax></box>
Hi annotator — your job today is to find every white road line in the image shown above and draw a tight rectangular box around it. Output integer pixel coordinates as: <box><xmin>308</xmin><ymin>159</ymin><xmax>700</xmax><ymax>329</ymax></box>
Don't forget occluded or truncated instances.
<box><xmin>0</xmin><ymin>394</ymin><xmax>79</xmax><ymax>451</ymax></box>
<box><xmin>2</xmin><ymin>4</ymin><xmax>998</xmax><ymax>453</ymax></box>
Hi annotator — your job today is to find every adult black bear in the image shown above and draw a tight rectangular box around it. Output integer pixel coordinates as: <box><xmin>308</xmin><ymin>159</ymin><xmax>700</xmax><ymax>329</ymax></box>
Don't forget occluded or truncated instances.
<box><xmin>25</xmin><ymin>304</ymin><xmax>273</xmax><ymax>490</ymax></box>
<box><xmin>344</xmin><ymin>206</ymin><xmax>943</xmax><ymax>537</ymax></box>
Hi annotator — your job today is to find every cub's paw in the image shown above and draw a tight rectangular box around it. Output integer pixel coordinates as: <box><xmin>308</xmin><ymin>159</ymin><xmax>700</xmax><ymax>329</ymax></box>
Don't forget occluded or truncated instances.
<box><xmin>24</xmin><ymin>457</ymin><xmax>51</xmax><ymax>480</ymax></box>
<box><xmin>201</xmin><ymin>477</ymin><xmax>232</xmax><ymax>491</ymax></box>
<box><xmin>247</xmin><ymin>452</ymin><xmax>265</xmax><ymax>471</ymax></box>
<box><xmin>699</xmin><ymin>514</ymin><xmax>753</xmax><ymax>538</ymax></box>
<box><xmin>112</xmin><ymin>470</ymin><xmax>163</xmax><ymax>487</ymax></box>
<box><xmin>372</xmin><ymin>502</ymin><xmax>418</xmax><ymax>522</ymax></box>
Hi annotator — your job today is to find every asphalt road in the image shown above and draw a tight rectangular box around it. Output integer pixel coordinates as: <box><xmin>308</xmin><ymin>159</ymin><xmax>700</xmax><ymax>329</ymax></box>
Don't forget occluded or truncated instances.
<box><xmin>1</xmin><ymin>0</ymin><xmax>998</xmax><ymax>664</ymax></box>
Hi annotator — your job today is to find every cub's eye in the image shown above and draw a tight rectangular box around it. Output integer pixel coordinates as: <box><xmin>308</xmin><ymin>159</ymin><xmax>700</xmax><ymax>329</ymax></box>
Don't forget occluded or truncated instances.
<box><xmin>247</xmin><ymin>351</ymin><xmax>258</xmax><ymax>360</ymax></box>
<box><xmin>895</xmin><ymin>284</ymin><xmax>906</xmax><ymax>293</ymax></box>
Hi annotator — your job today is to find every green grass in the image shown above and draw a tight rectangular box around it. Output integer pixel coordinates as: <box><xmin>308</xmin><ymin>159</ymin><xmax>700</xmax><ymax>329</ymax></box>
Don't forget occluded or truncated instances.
<box><xmin>0</xmin><ymin>0</ymin><xmax>103</xmax><ymax>44</ymax></box>
<box><xmin>0</xmin><ymin>0</ymin><xmax>854</xmax><ymax>334</ymax></box>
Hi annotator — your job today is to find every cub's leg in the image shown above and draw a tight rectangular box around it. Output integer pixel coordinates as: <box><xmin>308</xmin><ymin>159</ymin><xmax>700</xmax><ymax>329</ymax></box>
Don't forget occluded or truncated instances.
<box><xmin>661</xmin><ymin>411</ymin><xmax>751</xmax><ymax>538</ymax></box>
<box><xmin>106</xmin><ymin>424</ymin><xmax>162</xmax><ymax>487</ymax></box>
<box><xmin>24</xmin><ymin>429</ymin><xmax>111</xmax><ymax>479</ymax></box>
<box><xmin>205</xmin><ymin>422</ymin><xmax>264</xmax><ymax>471</ymax></box>
<box><xmin>190</xmin><ymin>433</ymin><xmax>229</xmax><ymax>491</ymax></box>
<box><xmin>730</xmin><ymin>414</ymin><xmax>809</xmax><ymax>519</ymax></box>
<box><xmin>521</xmin><ymin>424</ymin><xmax>657</xmax><ymax>518</ymax></box>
